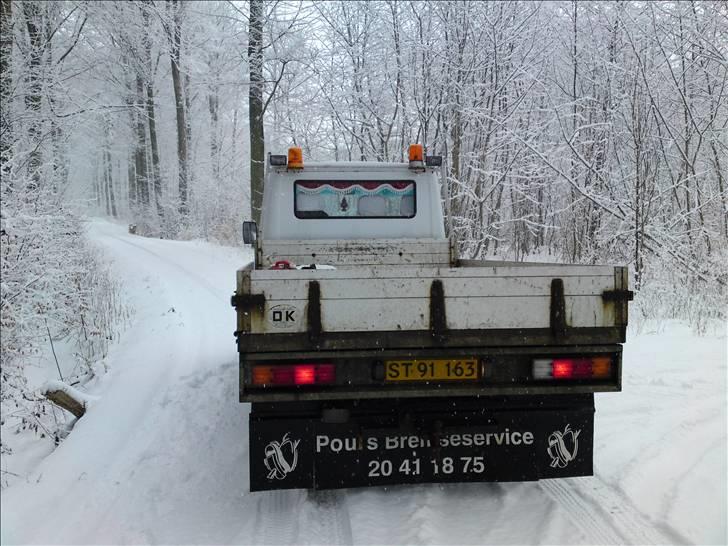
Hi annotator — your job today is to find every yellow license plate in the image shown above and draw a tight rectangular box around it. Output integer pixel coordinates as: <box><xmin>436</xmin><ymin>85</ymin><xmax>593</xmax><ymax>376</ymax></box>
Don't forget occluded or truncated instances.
<box><xmin>385</xmin><ymin>359</ymin><xmax>480</xmax><ymax>382</ymax></box>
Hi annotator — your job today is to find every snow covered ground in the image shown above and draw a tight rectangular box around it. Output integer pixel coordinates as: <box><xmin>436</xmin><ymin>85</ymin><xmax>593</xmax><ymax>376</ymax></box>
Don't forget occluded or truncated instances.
<box><xmin>2</xmin><ymin>219</ymin><xmax>726</xmax><ymax>545</ymax></box>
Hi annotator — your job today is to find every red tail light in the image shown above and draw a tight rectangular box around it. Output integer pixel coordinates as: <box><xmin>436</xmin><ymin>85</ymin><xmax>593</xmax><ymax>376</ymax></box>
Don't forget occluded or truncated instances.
<box><xmin>315</xmin><ymin>364</ymin><xmax>336</xmax><ymax>383</ymax></box>
<box><xmin>551</xmin><ymin>359</ymin><xmax>572</xmax><ymax>378</ymax></box>
<box><xmin>533</xmin><ymin>357</ymin><xmax>612</xmax><ymax>380</ymax></box>
<box><xmin>552</xmin><ymin>358</ymin><xmax>592</xmax><ymax>379</ymax></box>
<box><xmin>273</xmin><ymin>366</ymin><xmax>295</xmax><ymax>384</ymax></box>
<box><xmin>252</xmin><ymin>364</ymin><xmax>335</xmax><ymax>387</ymax></box>
<box><xmin>294</xmin><ymin>365</ymin><xmax>315</xmax><ymax>385</ymax></box>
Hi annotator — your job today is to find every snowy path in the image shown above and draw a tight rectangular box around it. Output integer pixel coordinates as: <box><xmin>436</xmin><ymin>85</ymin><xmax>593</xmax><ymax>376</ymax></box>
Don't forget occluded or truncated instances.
<box><xmin>2</xmin><ymin>219</ymin><xmax>725</xmax><ymax>545</ymax></box>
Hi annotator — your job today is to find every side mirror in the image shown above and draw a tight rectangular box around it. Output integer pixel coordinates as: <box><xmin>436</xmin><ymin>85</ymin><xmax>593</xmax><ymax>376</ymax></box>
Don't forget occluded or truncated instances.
<box><xmin>242</xmin><ymin>221</ymin><xmax>258</xmax><ymax>245</ymax></box>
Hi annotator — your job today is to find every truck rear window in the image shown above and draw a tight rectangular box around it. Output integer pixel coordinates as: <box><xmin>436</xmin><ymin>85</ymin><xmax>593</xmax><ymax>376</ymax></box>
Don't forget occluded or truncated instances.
<box><xmin>294</xmin><ymin>181</ymin><xmax>416</xmax><ymax>219</ymax></box>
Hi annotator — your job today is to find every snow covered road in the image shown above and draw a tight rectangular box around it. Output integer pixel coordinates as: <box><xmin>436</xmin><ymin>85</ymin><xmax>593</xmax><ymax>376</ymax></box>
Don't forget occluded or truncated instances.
<box><xmin>2</xmin><ymin>219</ymin><xmax>726</xmax><ymax>545</ymax></box>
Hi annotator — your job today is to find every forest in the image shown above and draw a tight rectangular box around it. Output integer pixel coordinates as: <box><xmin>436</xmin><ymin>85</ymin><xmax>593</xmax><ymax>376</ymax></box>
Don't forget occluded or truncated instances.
<box><xmin>1</xmin><ymin>1</ymin><xmax>726</xmax><ymax>471</ymax></box>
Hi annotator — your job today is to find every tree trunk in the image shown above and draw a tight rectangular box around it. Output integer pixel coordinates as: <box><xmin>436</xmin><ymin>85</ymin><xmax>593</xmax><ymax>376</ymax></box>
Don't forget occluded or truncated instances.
<box><xmin>145</xmin><ymin>80</ymin><xmax>163</xmax><ymax>218</ymax></box>
<box><xmin>142</xmin><ymin>2</ymin><xmax>163</xmax><ymax>219</ymax></box>
<box><xmin>232</xmin><ymin>107</ymin><xmax>239</xmax><ymax>168</ymax></box>
<box><xmin>0</xmin><ymin>0</ymin><xmax>12</xmax><ymax>177</ymax></box>
<box><xmin>22</xmin><ymin>2</ymin><xmax>43</xmax><ymax>190</ymax></box>
<box><xmin>208</xmin><ymin>88</ymin><xmax>220</xmax><ymax>181</ymax></box>
<box><xmin>184</xmin><ymin>70</ymin><xmax>193</xmax><ymax>193</ymax></box>
<box><xmin>122</xmin><ymin>53</ymin><xmax>137</xmax><ymax>212</ymax></box>
<box><xmin>102</xmin><ymin>156</ymin><xmax>110</xmax><ymax>216</ymax></box>
<box><xmin>168</xmin><ymin>0</ymin><xmax>188</xmax><ymax>217</ymax></box>
<box><xmin>93</xmin><ymin>159</ymin><xmax>100</xmax><ymax>211</ymax></box>
<box><xmin>127</xmin><ymin>153</ymin><xmax>136</xmax><ymax>209</ymax></box>
<box><xmin>569</xmin><ymin>1</ymin><xmax>581</xmax><ymax>263</ymax></box>
<box><xmin>105</xmin><ymin>143</ymin><xmax>117</xmax><ymax>218</ymax></box>
<box><xmin>248</xmin><ymin>0</ymin><xmax>265</xmax><ymax>225</ymax></box>
<box><xmin>134</xmin><ymin>73</ymin><xmax>149</xmax><ymax>207</ymax></box>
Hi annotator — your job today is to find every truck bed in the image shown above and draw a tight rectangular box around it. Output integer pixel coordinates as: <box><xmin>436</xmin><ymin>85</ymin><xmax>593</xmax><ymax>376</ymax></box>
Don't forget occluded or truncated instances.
<box><xmin>234</xmin><ymin>261</ymin><xmax>630</xmax><ymax>350</ymax></box>
<box><xmin>233</xmin><ymin>259</ymin><xmax>629</xmax><ymax>402</ymax></box>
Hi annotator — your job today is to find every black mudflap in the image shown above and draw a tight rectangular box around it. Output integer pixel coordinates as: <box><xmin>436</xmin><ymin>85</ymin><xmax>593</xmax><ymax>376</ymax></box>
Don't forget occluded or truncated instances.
<box><xmin>249</xmin><ymin>396</ymin><xmax>594</xmax><ymax>491</ymax></box>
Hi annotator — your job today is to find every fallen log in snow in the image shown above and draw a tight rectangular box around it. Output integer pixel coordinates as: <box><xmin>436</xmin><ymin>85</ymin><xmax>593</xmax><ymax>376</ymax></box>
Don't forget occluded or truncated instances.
<box><xmin>42</xmin><ymin>381</ymin><xmax>99</xmax><ymax>418</ymax></box>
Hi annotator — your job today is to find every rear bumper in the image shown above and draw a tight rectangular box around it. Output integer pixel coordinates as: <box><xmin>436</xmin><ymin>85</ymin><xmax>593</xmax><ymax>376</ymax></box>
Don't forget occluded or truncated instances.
<box><xmin>237</xmin><ymin>326</ymin><xmax>627</xmax><ymax>353</ymax></box>
<box><xmin>249</xmin><ymin>394</ymin><xmax>594</xmax><ymax>491</ymax></box>
<box><xmin>240</xmin><ymin>344</ymin><xmax>622</xmax><ymax>402</ymax></box>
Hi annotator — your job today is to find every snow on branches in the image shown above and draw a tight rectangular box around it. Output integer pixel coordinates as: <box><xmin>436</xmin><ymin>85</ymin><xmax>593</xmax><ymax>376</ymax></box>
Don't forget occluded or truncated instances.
<box><xmin>0</xmin><ymin>0</ymin><xmax>127</xmax><ymax>485</ymax></box>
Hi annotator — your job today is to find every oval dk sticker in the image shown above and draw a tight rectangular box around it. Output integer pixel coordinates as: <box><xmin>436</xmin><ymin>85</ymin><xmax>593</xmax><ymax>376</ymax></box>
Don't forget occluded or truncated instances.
<box><xmin>268</xmin><ymin>304</ymin><xmax>299</xmax><ymax>329</ymax></box>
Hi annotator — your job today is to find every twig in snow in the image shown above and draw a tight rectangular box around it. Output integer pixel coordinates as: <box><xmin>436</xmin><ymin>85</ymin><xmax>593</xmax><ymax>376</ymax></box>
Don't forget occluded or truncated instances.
<box><xmin>45</xmin><ymin>319</ymin><xmax>64</xmax><ymax>382</ymax></box>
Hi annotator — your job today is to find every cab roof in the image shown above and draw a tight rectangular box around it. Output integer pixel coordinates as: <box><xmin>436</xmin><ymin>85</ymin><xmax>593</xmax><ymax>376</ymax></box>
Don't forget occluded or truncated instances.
<box><xmin>269</xmin><ymin>161</ymin><xmax>439</xmax><ymax>174</ymax></box>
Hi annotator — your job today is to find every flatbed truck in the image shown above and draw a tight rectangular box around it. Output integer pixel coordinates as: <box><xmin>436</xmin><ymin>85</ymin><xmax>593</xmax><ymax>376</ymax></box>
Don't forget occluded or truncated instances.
<box><xmin>232</xmin><ymin>146</ymin><xmax>631</xmax><ymax>491</ymax></box>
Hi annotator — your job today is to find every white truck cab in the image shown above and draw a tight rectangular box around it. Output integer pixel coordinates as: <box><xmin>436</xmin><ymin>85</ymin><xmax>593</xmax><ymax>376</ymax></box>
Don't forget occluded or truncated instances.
<box><xmin>251</xmin><ymin>147</ymin><xmax>450</xmax><ymax>270</ymax></box>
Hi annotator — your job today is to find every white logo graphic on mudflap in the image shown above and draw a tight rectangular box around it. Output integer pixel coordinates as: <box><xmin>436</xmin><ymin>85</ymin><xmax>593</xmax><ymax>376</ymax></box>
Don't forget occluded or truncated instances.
<box><xmin>547</xmin><ymin>424</ymin><xmax>581</xmax><ymax>468</ymax></box>
<box><xmin>264</xmin><ymin>433</ymin><xmax>300</xmax><ymax>480</ymax></box>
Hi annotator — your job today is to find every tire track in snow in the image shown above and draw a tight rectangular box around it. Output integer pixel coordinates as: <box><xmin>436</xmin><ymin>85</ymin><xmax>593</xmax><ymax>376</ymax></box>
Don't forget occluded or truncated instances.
<box><xmin>22</xmin><ymin>223</ymin><xmax>248</xmax><ymax>545</ymax></box>
<box><xmin>540</xmin><ymin>479</ymin><xmax>625</xmax><ymax>545</ymax></box>
<box><xmin>659</xmin><ymin>434</ymin><xmax>726</xmax><ymax>534</ymax></box>
<box><xmin>251</xmin><ymin>490</ymin><xmax>305</xmax><ymax>545</ymax></box>
<box><xmin>105</xmin><ymin>231</ymin><xmax>353</xmax><ymax>546</ymax></box>
<box><xmin>582</xmin><ymin>479</ymin><xmax>690</xmax><ymax>545</ymax></box>
<box><xmin>541</xmin><ymin>477</ymin><xmax>689</xmax><ymax>545</ymax></box>
<box><xmin>305</xmin><ymin>490</ymin><xmax>354</xmax><ymax>545</ymax></box>
<box><xmin>105</xmin><ymin>234</ymin><xmax>229</xmax><ymax>303</ymax></box>
<box><xmin>248</xmin><ymin>488</ymin><xmax>354</xmax><ymax>546</ymax></box>
<box><xmin>110</xmin><ymin>233</ymin><xmax>356</xmax><ymax>546</ymax></box>
<box><xmin>402</xmin><ymin>486</ymin><xmax>440</xmax><ymax>544</ymax></box>
<box><xmin>614</xmin><ymin>404</ymin><xmax>722</xmax><ymax>488</ymax></box>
